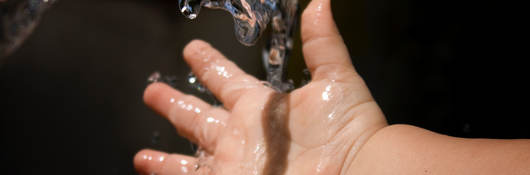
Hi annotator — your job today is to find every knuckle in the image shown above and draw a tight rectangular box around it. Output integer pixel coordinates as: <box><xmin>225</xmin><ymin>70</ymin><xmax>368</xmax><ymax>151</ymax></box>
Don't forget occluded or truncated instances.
<box><xmin>312</xmin><ymin>63</ymin><xmax>357</xmax><ymax>81</ymax></box>
<box><xmin>218</xmin><ymin>74</ymin><xmax>250</xmax><ymax>107</ymax></box>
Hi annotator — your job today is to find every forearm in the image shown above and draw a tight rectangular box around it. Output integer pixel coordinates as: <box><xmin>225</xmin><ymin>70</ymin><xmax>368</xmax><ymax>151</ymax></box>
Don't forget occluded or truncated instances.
<box><xmin>345</xmin><ymin>124</ymin><xmax>530</xmax><ymax>175</ymax></box>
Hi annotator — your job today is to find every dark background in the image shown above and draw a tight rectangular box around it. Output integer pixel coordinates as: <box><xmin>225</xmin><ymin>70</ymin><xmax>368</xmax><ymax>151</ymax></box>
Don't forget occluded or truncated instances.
<box><xmin>1</xmin><ymin>0</ymin><xmax>528</xmax><ymax>174</ymax></box>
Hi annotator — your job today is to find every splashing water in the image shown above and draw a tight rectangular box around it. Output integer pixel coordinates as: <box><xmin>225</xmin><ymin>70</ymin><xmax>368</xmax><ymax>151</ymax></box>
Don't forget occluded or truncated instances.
<box><xmin>148</xmin><ymin>71</ymin><xmax>222</xmax><ymax>106</ymax></box>
<box><xmin>186</xmin><ymin>72</ymin><xmax>222</xmax><ymax>106</ymax></box>
<box><xmin>0</xmin><ymin>0</ymin><xmax>56</xmax><ymax>59</ymax></box>
<box><xmin>148</xmin><ymin>71</ymin><xmax>179</xmax><ymax>87</ymax></box>
<box><xmin>186</xmin><ymin>72</ymin><xmax>208</xmax><ymax>93</ymax></box>
<box><xmin>145</xmin><ymin>1</ymin><xmax>299</xmax><ymax>173</ymax></box>
<box><xmin>178</xmin><ymin>0</ymin><xmax>299</xmax><ymax>92</ymax></box>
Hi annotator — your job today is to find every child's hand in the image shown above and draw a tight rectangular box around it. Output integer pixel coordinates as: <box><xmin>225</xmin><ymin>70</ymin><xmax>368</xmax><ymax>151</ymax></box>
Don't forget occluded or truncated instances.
<box><xmin>134</xmin><ymin>0</ymin><xmax>387</xmax><ymax>174</ymax></box>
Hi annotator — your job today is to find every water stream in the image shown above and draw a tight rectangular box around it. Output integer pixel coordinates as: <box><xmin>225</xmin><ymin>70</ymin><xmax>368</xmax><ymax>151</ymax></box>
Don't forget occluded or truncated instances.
<box><xmin>151</xmin><ymin>3</ymin><xmax>301</xmax><ymax>173</ymax></box>
<box><xmin>178</xmin><ymin>0</ymin><xmax>299</xmax><ymax>92</ymax></box>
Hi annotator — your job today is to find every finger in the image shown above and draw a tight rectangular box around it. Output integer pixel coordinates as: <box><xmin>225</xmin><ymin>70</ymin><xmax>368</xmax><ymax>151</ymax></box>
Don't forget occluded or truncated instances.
<box><xmin>183</xmin><ymin>39</ymin><xmax>267</xmax><ymax>110</ymax></box>
<box><xmin>134</xmin><ymin>149</ymin><xmax>197</xmax><ymax>175</ymax></box>
<box><xmin>301</xmin><ymin>0</ymin><xmax>357</xmax><ymax>81</ymax></box>
<box><xmin>144</xmin><ymin>82</ymin><xmax>228</xmax><ymax>151</ymax></box>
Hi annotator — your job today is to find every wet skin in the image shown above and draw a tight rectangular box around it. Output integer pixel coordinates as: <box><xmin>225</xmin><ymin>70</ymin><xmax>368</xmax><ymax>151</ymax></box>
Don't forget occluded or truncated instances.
<box><xmin>134</xmin><ymin>0</ymin><xmax>388</xmax><ymax>174</ymax></box>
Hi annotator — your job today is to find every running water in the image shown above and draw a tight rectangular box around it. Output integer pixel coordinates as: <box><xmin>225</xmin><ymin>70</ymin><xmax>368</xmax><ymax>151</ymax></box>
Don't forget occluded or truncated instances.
<box><xmin>144</xmin><ymin>2</ymin><xmax>300</xmax><ymax>174</ymax></box>
<box><xmin>178</xmin><ymin>0</ymin><xmax>299</xmax><ymax>92</ymax></box>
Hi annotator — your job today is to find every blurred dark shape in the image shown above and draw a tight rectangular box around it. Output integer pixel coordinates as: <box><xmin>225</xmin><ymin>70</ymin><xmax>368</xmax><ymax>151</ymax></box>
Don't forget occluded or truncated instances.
<box><xmin>0</xmin><ymin>0</ymin><xmax>55</xmax><ymax>59</ymax></box>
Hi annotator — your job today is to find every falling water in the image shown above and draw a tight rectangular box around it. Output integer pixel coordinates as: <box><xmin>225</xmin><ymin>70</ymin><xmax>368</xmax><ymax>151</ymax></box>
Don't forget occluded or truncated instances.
<box><xmin>178</xmin><ymin>0</ymin><xmax>299</xmax><ymax>92</ymax></box>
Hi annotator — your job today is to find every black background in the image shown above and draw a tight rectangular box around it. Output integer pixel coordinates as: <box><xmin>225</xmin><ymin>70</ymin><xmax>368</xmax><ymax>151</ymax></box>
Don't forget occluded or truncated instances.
<box><xmin>1</xmin><ymin>0</ymin><xmax>528</xmax><ymax>174</ymax></box>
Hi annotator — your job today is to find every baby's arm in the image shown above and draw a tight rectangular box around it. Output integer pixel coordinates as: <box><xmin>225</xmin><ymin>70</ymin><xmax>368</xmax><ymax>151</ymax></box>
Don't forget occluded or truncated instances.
<box><xmin>346</xmin><ymin>124</ymin><xmax>530</xmax><ymax>175</ymax></box>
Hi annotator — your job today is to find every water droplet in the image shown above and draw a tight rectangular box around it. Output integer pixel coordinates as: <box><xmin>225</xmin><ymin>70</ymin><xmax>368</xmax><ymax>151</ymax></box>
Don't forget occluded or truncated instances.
<box><xmin>181</xmin><ymin>166</ymin><xmax>189</xmax><ymax>173</ymax></box>
<box><xmin>148</xmin><ymin>71</ymin><xmax>161</xmax><ymax>83</ymax></box>
<box><xmin>188</xmin><ymin>75</ymin><xmax>197</xmax><ymax>84</ymax></box>
<box><xmin>193</xmin><ymin>147</ymin><xmax>214</xmax><ymax>173</ymax></box>
<box><xmin>147</xmin><ymin>71</ymin><xmax>179</xmax><ymax>87</ymax></box>
<box><xmin>321</xmin><ymin>85</ymin><xmax>332</xmax><ymax>101</ymax></box>
<box><xmin>206</xmin><ymin>117</ymin><xmax>215</xmax><ymax>123</ymax></box>
<box><xmin>187</xmin><ymin>72</ymin><xmax>207</xmax><ymax>93</ymax></box>
<box><xmin>181</xmin><ymin>159</ymin><xmax>189</xmax><ymax>165</ymax></box>
<box><xmin>178</xmin><ymin>161</ymin><xmax>192</xmax><ymax>174</ymax></box>
<box><xmin>178</xmin><ymin>0</ymin><xmax>202</xmax><ymax>20</ymax></box>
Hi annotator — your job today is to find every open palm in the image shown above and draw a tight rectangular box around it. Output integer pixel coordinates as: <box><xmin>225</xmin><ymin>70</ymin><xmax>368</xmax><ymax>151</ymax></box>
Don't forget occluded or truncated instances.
<box><xmin>134</xmin><ymin>0</ymin><xmax>387</xmax><ymax>174</ymax></box>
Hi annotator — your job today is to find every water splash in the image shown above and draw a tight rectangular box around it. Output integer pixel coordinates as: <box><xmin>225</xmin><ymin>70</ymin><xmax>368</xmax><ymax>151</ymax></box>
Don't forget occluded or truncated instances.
<box><xmin>194</xmin><ymin>147</ymin><xmax>214</xmax><ymax>174</ymax></box>
<box><xmin>148</xmin><ymin>71</ymin><xmax>221</xmax><ymax>106</ymax></box>
<box><xmin>178</xmin><ymin>0</ymin><xmax>298</xmax><ymax>92</ymax></box>
<box><xmin>0</xmin><ymin>0</ymin><xmax>56</xmax><ymax>59</ymax></box>
<box><xmin>186</xmin><ymin>72</ymin><xmax>207</xmax><ymax>93</ymax></box>
<box><xmin>147</xmin><ymin>71</ymin><xmax>178</xmax><ymax>87</ymax></box>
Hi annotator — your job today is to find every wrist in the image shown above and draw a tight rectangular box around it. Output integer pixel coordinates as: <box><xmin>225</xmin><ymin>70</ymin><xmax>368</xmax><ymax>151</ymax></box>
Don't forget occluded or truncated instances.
<box><xmin>340</xmin><ymin>124</ymin><xmax>413</xmax><ymax>175</ymax></box>
<box><xmin>337</xmin><ymin>117</ymin><xmax>390</xmax><ymax>175</ymax></box>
